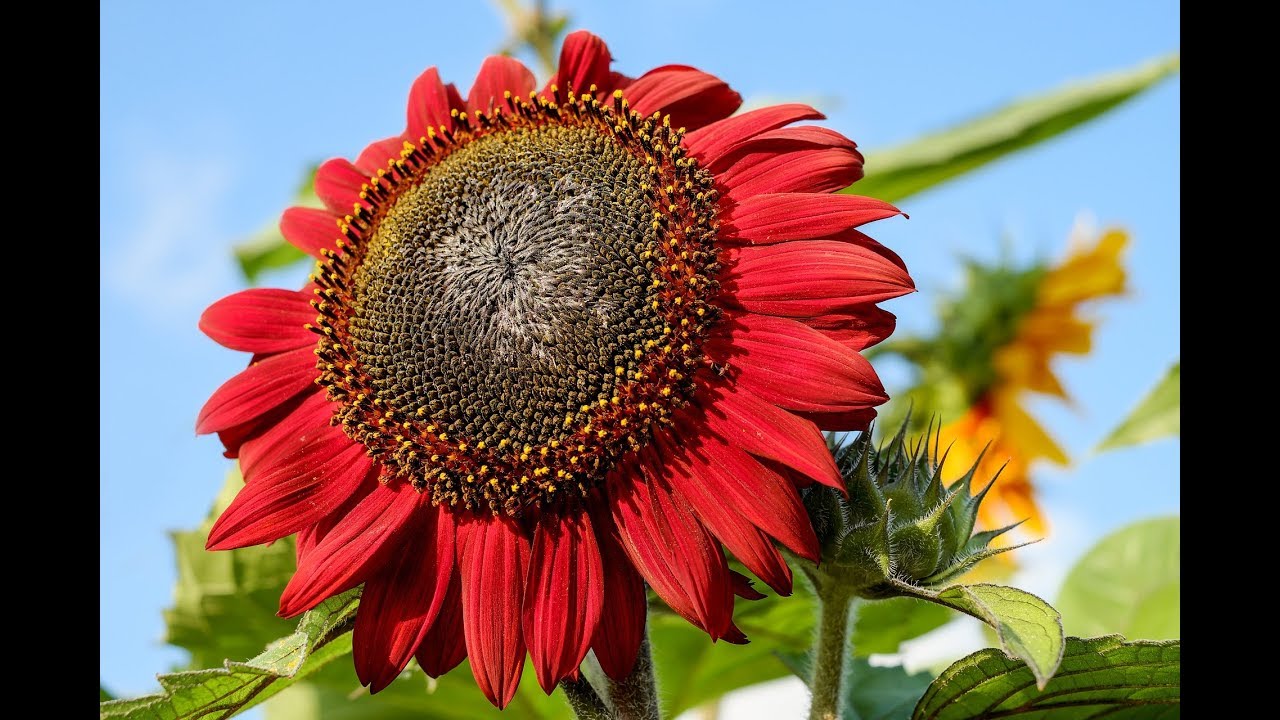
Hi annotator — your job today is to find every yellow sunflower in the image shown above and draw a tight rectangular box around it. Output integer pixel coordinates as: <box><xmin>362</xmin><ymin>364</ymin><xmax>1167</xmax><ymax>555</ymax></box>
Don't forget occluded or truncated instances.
<box><xmin>883</xmin><ymin>224</ymin><xmax>1127</xmax><ymax>537</ymax></box>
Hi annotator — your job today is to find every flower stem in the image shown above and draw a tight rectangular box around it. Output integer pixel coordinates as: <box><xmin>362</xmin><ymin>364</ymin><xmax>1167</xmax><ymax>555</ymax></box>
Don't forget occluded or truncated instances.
<box><xmin>562</xmin><ymin>676</ymin><xmax>614</xmax><ymax>720</ymax></box>
<box><xmin>808</xmin><ymin>587</ymin><xmax>855</xmax><ymax>720</ymax></box>
<box><xmin>607</xmin><ymin>628</ymin><xmax>660</xmax><ymax>720</ymax></box>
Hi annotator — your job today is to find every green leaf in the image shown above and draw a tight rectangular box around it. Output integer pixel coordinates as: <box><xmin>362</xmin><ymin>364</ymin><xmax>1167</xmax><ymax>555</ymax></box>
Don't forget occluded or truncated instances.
<box><xmin>931</xmin><ymin>584</ymin><xmax>1064</xmax><ymax>690</ymax></box>
<box><xmin>650</xmin><ymin>578</ymin><xmax>817</xmax><ymax>717</ymax></box>
<box><xmin>1056</xmin><ymin>517</ymin><xmax>1180</xmax><ymax>640</ymax></box>
<box><xmin>263</xmin><ymin>659</ymin><xmax>570</xmax><ymax>720</ymax></box>
<box><xmin>851</xmin><ymin>54</ymin><xmax>1180</xmax><ymax>203</ymax></box>
<box><xmin>780</xmin><ymin>652</ymin><xmax>934</xmax><ymax>720</ymax></box>
<box><xmin>912</xmin><ymin>635</ymin><xmax>1179</xmax><ymax>719</ymax></box>
<box><xmin>165</xmin><ymin>471</ymin><xmax>298</xmax><ymax>668</ymax></box>
<box><xmin>851</xmin><ymin>598</ymin><xmax>953</xmax><ymax>657</ymax></box>
<box><xmin>232</xmin><ymin>166</ymin><xmax>320</xmax><ymax>283</ymax></box>
<box><xmin>100</xmin><ymin>590</ymin><xmax>361</xmax><ymax>720</ymax></box>
<box><xmin>1097</xmin><ymin>362</ymin><xmax>1180</xmax><ymax>451</ymax></box>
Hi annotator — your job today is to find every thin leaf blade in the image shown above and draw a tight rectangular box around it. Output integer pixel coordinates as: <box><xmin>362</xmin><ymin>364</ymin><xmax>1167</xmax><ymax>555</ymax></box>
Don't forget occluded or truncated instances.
<box><xmin>850</xmin><ymin>54</ymin><xmax>1180</xmax><ymax>203</ymax></box>
<box><xmin>1097</xmin><ymin>362</ymin><xmax>1180</xmax><ymax>451</ymax></box>
<box><xmin>232</xmin><ymin>166</ymin><xmax>320</xmax><ymax>284</ymax></box>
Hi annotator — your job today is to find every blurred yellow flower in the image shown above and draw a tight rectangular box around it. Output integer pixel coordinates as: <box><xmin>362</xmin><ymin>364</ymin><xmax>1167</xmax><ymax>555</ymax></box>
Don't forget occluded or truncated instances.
<box><xmin>937</xmin><ymin>227</ymin><xmax>1128</xmax><ymax>535</ymax></box>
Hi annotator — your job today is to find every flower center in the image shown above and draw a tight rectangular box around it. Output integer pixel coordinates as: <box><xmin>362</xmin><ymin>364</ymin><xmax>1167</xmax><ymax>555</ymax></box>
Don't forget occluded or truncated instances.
<box><xmin>311</xmin><ymin>90</ymin><xmax>722</xmax><ymax>516</ymax></box>
<box><xmin>350</xmin><ymin>124</ymin><xmax>659</xmax><ymax>450</ymax></box>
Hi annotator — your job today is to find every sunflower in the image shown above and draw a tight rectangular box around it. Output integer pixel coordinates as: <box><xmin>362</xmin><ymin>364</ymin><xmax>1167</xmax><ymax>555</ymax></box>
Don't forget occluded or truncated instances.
<box><xmin>196</xmin><ymin>31</ymin><xmax>912</xmax><ymax>707</ymax></box>
<box><xmin>887</xmin><ymin>225</ymin><xmax>1126</xmax><ymax>535</ymax></box>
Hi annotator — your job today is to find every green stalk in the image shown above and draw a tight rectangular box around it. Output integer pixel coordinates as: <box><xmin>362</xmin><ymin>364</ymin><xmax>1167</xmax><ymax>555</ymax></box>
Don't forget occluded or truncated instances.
<box><xmin>808</xmin><ymin>588</ymin><xmax>855</xmax><ymax>720</ymax></box>
<box><xmin>562</xmin><ymin>675</ymin><xmax>613</xmax><ymax>720</ymax></box>
<box><xmin>607</xmin><ymin>629</ymin><xmax>660</xmax><ymax>720</ymax></box>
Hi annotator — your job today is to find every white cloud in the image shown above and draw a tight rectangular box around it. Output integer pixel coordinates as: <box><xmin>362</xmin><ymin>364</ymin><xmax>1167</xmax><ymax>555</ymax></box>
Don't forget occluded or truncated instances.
<box><xmin>104</xmin><ymin>148</ymin><xmax>236</xmax><ymax>322</ymax></box>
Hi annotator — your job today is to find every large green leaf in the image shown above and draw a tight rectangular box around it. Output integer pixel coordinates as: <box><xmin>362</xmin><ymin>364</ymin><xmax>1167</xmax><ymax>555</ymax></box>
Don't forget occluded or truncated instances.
<box><xmin>851</xmin><ymin>54</ymin><xmax>1180</xmax><ymax>203</ymax></box>
<box><xmin>1056</xmin><ymin>517</ymin><xmax>1180</xmax><ymax>640</ymax></box>
<box><xmin>232</xmin><ymin>166</ymin><xmax>320</xmax><ymax>283</ymax></box>
<box><xmin>165</xmin><ymin>471</ymin><xmax>298</xmax><ymax>667</ymax></box>
<box><xmin>100</xmin><ymin>590</ymin><xmax>361</xmax><ymax>720</ymax></box>
<box><xmin>780</xmin><ymin>652</ymin><xmax>934</xmax><ymax>720</ymax></box>
<box><xmin>1097</xmin><ymin>362</ymin><xmax>1180</xmax><ymax>451</ymax></box>
<box><xmin>932</xmin><ymin>585</ymin><xmax>1064</xmax><ymax>690</ymax></box>
<box><xmin>912</xmin><ymin>635</ymin><xmax>1179</xmax><ymax>719</ymax></box>
<box><xmin>851</xmin><ymin>598</ymin><xmax>953</xmax><ymax>657</ymax></box>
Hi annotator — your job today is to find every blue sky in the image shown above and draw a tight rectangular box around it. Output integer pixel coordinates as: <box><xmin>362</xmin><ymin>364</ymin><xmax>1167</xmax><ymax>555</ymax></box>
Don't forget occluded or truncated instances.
<box><xmin>101</xmin><ymin>0</ymin><xmax>1180</xmax><ymax>705</ymax></box>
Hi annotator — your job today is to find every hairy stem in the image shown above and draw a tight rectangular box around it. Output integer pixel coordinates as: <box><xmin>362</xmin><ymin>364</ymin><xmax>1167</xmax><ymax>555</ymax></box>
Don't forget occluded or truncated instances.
<box><xmin>608</xmin><ymin>629</ymin><xmax>660</xmax><ymax>720</ymax></box>
<box><xmin>562</xmin><ymin>675</ymin><xmax>614</xmax><ymax>720</ymax></box>
<box><xmin>808</xmin><ymin>587</ymin><xmax>855</xmax><ymax>720</ymax></box>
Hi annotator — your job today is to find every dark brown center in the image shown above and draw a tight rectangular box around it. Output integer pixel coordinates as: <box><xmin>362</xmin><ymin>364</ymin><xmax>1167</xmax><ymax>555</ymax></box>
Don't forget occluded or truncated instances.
<box><xmin>311</xmin><ymin>91</ymin><xmax>723</xmax><ymax>515</ymax></box>
<box><xmin>348</xmin><ymin>124</ymin><xmax>662</xmax><ymax>450</ymax></box>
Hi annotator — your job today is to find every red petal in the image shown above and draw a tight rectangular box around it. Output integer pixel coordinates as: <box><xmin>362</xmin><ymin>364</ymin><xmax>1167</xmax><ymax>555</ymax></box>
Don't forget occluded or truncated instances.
<box><xmin>296</xmin><ymin>476</ymin><xmax>374</xmax><ymax>566</ymax></box>
<box><xmin>313</xmin><ymin>158</ymin><xmax>370</xmax><ymax>215</ymax></box>
<box><xmin>353</xmin><ymin>507</ymin><xmax>456</xmax><ymax>693</ymax></box>
<box><xmin>685</xmin><ymin>103</ymin><xmax>824</xmax><ymax>165</ymax></box>
<box><xmin>280</xmin><ymin>207</ymin><xmax>340</xmax><ymax>259</ymax></box>
<box><xmin>524</xmin><ymin>511</ymin><xmax>604</xmax><ymax>693</ymax></box>
<box><xmin>236</xmin><ymin>390</ymin><xmax>336</xmax><ymax>482</ymax></box>
<box><xmin>820</xmin><ymin>227</ymin><xmax>909</xmax><ymax>271</ymax></box>
<box><xmin>278</xmin><ymin>483</ymin><xmax>423</xmax><ymax>616</ymax></box>
<box><xmin>696</xmin><ymin>381</ymin><xmax>843</xmax><ymax>491</ymax></box>
<box><xmin>722</xmin><ymin>623</ymin><xmax>750</xmax><ymax>645</ymax></box>
<box><xmin>657</xmin><ymin>435</ymin><xmax>793</xmax><ymax>594</ymax></box>
<box><xmin>805</xmin><ymin>306</ymin><xmax>897</xmax><ymax>352</ymax></box>
<box><xmin>589</xmin><ymin>510</ymin><xmax>647</xmax><ymax>681</ymax></box>
<box><xmin>795</xmin><ymin>407</ymin><xmax>878</xmax><ymax>432</ymax></box>
<box><xmin>665</xmin><ymin>424</ymin><xmax>819</xmax><ymax>563</ymax></box>
<box><xmin>196</xmin><ymin>347</ymin><xmax>317</xmax><ymax>435</ymax></box>
<box><xmin>609</xmin><ymin>453</ymin><xmax>734</xmax><ymax>639</ymax></box>
<box><xmin>467</xmin><ymin>56</ymin><xmax>536</xmax><ymax>114</ymax></box>
<box><xmin>624</xmin><ymin>65</ymin><xmax>741</xmax><ymax>131</ymax></box>
<box><xmin>214</xmin><ymin>388</ymin><xmax>313</xmax><ymax>460</ymax></box>
<box><xmin>199</xmin><ymin>288</ymin><xmax>315</xmax><ymax>354</ymax></box>
<box><xmin>708</xmin><ymin>314</ymin><xmax>887</xmax><ymax>414</ymax></box>
<box><xmin>550</xmin><ymin>31</ymin><xmax>613</xmax><ymax>97</ymax></box>
<box><xmin>713</xmin><ymin>129</ymin><xmax>864</xmax><ymax>197</ymax></box>
<box><xmin>722</xmin><ymin>193</ymin><xmax>902</xmax><ymax>244</ymax></box>
<box><xmin>457</xmin><ymin>515</ymin><xmax>530</xmax><ymax>708</ymax></box>
<box><xmin>722</xmin><ymin>239</ymin><xmax>915</xmax><ymax>317</ymax></box>
<box><xmin>207</xmin><ymin>438</ymin><xmax>370</xmax><ymax>550</ymax></box>
<box><xmin>355</xmin><ymin>135</ymin><xmax>408</xmax><ymax>175</ymax></box>
<box><xmin>731</xmin><ymin>571</ymin><xmax>767</xmax><ymax>600</ymax></box>
<box><xmin>415</xmin><ymin>572</ymin><xmax>467</xmax><ymax>678</ymax></box>
<box><xmin>407</xmin><ymin>67</ymin><xmax>465</xmax><ymax>138</ymax></box>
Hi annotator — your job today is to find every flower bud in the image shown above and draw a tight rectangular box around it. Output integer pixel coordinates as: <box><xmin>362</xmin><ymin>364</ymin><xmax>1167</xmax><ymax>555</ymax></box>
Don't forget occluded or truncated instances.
<box><xmin>801</xmin><ymin>417</ymin><xmax>1022</xmax><ymax>598</ymax></box>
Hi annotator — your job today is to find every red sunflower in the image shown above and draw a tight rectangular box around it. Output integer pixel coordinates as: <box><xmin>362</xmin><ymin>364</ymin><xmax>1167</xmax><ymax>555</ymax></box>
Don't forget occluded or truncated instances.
<box><xmin>197</xmin><ymin>30</ymin><xmax>913</xmax><ymax>708</ymax></box>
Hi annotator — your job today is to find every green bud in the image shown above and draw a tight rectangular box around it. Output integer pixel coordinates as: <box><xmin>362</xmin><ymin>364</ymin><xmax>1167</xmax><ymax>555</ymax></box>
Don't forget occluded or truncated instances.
<box><xmin>801</xmin><ymin>415</ymin><xmax>1024</xmax><ymax>599</ymax></box>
